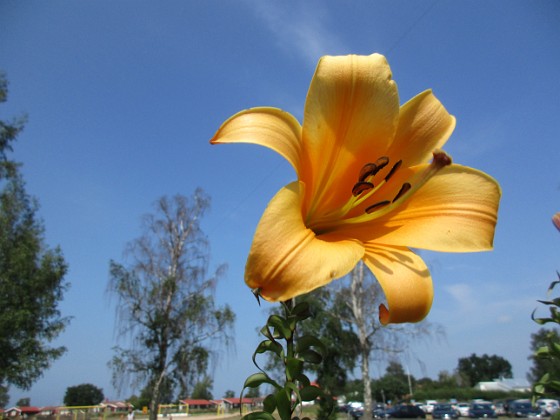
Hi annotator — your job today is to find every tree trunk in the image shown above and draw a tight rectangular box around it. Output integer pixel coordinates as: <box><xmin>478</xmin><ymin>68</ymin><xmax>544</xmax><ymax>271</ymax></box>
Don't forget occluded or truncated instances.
<box><xmin>351</xmin><ymin>262</ymin><xmax>373</xmax><ymax>420</ymax></box>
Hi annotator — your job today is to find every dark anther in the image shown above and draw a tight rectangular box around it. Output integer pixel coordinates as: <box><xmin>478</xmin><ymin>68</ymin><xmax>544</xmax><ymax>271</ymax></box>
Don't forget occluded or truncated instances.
<box><xmin>375</xmin><ymin>156</ymin><xmax>390</xmax><ymax>171</ymax></box>
<box><xmin>365</xmin><ymin>200</ymin><xmax>390</xmax><ymax>214</ymax></box>
<box><xmin>384</xmin><ymin>160</ymin><xmax>402</xmax><ymax>182</ymax></box>
<box><xmin>352</xmin><ymin>181</ymin><xmax>374</xmax><ymax>196</ymax></box>
<box><xmin>393</xmin><ymin>182</ymin><xmax>412</xmax><ymax>202</ymax></box>
<box><xmin>359</xmin><ymin>163</ymin><xmax>378</xmax><ymax>182</ymax></box>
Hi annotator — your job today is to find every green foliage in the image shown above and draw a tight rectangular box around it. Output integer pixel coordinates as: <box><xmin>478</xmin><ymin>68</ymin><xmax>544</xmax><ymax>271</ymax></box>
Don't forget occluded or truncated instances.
<box><xmin>299</xmin><ymin>288</ymin><xmax>360</xmax><ymax>397</ymax></box>
<box><xmin>531</xmin><ymin>274</ymin><xmax>560</xmax><ymax>399</ymax></box>
<box><xmin>16</xmin><ymin>397</ymin><xmax>30</xmax><ymax>407</ymax></box>
<box><xmin>0</xmin><ymin>384</ymin><xmax>9</xmax><ymax>408</ymax></box>
<box><xmin>63</xmin><ymin>383</ymin><xmax>104</xmax><ymax>406</ymax></box>
<box><xmin>242</xmin><ymin>300</ymin><xmax>333</xmax><ymax>420</ymax></box>
<box><xmin>528</xmin><ymin>328</ymin><xmax>560</xmax><ymax>386</ymax></box>
<box><xmin>0</xmin><ymin>72</ymin><xmax>70</xmax><ymax>391</ymax></box>
<box><xmin>107</xmin><ymin>192</ymin><xmax>235</xmax><ymax>420</ymax></box>
<box><xmin>456</xmin><ymin>353</ymin><xmax>513</xmax><ymax>387</ymax></box>
<box><xmin>223</xmin><ymin>390</ymin><xmax>235</xmax><ymax>398</ymax></box>
<box><xmin>370</xmin><ymin>362</ymin><xmax>411</xmax><ymax>403</ymax></box>
<box><xmin>191</xmin><ymin>376</ymin><xmax>213</xmax><ymax>400</ymax></box>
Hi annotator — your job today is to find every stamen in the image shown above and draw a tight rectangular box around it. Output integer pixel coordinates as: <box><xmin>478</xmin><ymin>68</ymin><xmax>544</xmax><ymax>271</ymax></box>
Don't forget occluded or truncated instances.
<box><xmin>384</xmin><ymin>160</ymin><xmax>402</xmax><ymax>182</ymax></box>
<box><xmin>365</xmin><ymin>200</ymin><xmax>390</xmax><ymax>214</ymax></box>
<box><xmin>392</xmin><ymin>182</ymin><xmax>411</xmax><ymax>203</ymax></box>
<box><xmin>352</xmin><ymin>181</ymin><xmax>374</xmax><ymax>197</ymax></box>
<box><xmin>375</xmin><ymin>156</ymin><xmax>390</xmax><ymax>171</ymax></box>
<box><xmin>359</xmin><ymin>163</ymin><xmax>378</xmax><ymax>182</ymax></box>
<box><xmin>359</xmin><ymin>156</ymin><xmax>389</xmax><ymax>182</ymax></box>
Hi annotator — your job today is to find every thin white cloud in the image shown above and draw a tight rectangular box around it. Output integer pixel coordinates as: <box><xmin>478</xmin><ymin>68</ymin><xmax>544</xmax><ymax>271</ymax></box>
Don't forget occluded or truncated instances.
<box><xmin>445</xmin><ymin>283</ymin><xmax>476</xmax><ymax>312</ymax></box>
<box><xmin>249</xmin><ymin>2</ymin><xmax>348</xmax><ymax>68</ymax></box>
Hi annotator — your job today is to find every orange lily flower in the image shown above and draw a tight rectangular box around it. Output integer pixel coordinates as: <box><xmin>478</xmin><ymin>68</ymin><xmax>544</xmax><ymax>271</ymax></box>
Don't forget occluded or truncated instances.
<box><xmin>211</xmin><ymin>53</ymin><xmax>501</xmax><ymax>324</ymax></box>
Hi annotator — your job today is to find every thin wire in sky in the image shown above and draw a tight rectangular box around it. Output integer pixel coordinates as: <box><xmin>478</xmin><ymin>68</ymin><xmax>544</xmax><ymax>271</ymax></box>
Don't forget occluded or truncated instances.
<box><xmin>212</xmin><ymin>1</ymin><xmax>440</xmax><ymax>235</ymax></box>
<box><xmin>386</xmin><ymin>0</ymin><xmax>440</xmax><ymax>57</ymax></box>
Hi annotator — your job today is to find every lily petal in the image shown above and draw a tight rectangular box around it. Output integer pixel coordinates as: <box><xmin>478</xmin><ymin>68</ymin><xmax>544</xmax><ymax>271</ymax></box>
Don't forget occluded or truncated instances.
<box><xmin>354</xmin><ymin>165</ymin><xmax>501</xmax><ymax>252</ymax></box>
<box><xmin>362</xmin><ymin>244</ymin><xmax>433</xmax><ymax>324</ymax></box>
<box><xmin>389</xmin><ymin>90</ymin><xmax>456</xmax><ymax>167</ymax></box>
<box><xmin>210</xmin><ymin>107</ymin><xmax>303</xmax><ymax>174</ymax></box>
<box><xmin>301</xmin><ymin>54</ymin><xmax>399</xmax><ymax>217</ymax></box>
<box><xmin>245</xmin><ymin>181</ymin><xmax>364</xmax><ymax>302</ymax></box>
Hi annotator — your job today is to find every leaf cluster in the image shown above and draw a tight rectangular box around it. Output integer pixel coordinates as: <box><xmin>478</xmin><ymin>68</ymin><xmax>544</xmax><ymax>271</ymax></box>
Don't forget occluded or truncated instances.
<box><xmin>0</xmin><ymin>72</ymin><xmax>70</xmax><ymax>391</ymax></box>
<box><xmin>241</xmin><ymin>301</ymin><xmax>333</xmax><ymax>420</ymax></box>
<box><xmin>531</xmin><ymin>274</ymin><xmax>560</xmax><ymax>398</ymax></box>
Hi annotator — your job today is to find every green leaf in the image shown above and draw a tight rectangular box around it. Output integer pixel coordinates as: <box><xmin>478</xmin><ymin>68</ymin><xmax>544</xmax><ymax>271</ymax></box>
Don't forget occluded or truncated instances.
<box><xmin>296</xmin><ymin>335</ymin><xmax>327</xmax><ymax>357</ymax></box>
<box><xmin>547</xmin><ymin>277</ymin><xmax>560</xmax><ymax>294</ymax></box>
<box><xmin>285</xmin><ymin>357</ymin><xmax>303</xmax><ymax>381</ymax></box>
<box><xmin>260</xmin><ymin>325</ymin><xmax>274</xmax><ymax>341</ymax></box>
<box><xmin>262</xmin><ymin>394</ymin><xmax>276</xmax><ymax>414</ymax></box>
<box><xmin>274</xmin><ymin>389</ymin><xmax>292</xmax><ymax>420</ymax></box>
<box><xmin>254</xmin><ymin>339</ymin><xmax>283</xmax><ymax>357</ymax></box>
<box><xmin>536</xmin><ymin>345</ymin><xmax>551</xmax><ymax>357</ymax></box>
<box><xmin>298</xmin><ymin>349</ymin><xmax>322</xmax><ymax>364</ymax></box>
<box><xmin>299</xmin><ymin>384</ymin><xmax>322</xmax><ymax>402</ymax></box>
<box><xmin>291</xmin><ymin>301</ymin><xmax>311</xmax><ymax>318</ymax></box>
<box><xmin>295</xmin><ymin>373</ymin><xmax>311</xmax><ymax>388</ymax></box>
<box><xmin>268</xmin><ymin>314</ymin><xmax>292</xmax><ymax>340</ymax></box>
<box><xmin>537</xmin><ymin>298</ymin><xmax>560</xmax><ymax>307</ymax></box>
<box><xmin>243</xmin><ymin>372</ymin><xmax>280</xmax><ymax>390</ymax></box>
<box><xmin>242</xmin><ymin>411</ymin><xmax>276</xmax><ymax>420</ymax></box>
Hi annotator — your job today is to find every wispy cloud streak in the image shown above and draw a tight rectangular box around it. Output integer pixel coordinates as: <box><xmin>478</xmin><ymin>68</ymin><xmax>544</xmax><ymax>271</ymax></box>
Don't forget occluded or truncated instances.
<box><xmin>249</xmin><ymin>2</ymin><xmax>348</xmax><ymax>69</ymax></box>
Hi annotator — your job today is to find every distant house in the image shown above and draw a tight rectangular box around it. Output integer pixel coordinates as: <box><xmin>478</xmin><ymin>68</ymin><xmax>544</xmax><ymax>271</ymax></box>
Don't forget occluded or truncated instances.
<box><xmin>4</xmin><ymin>407</ymin><xmax>42</xmax><ymax>417</ymax></box>
<box><xmin>221</xmin><ymin>398</ymin><xmax>254</xmax><ymax>411</ymax></box>
<box><xmin>178</xmin><ymin>399</ymin><xmax>217</xmax><ymax>410</ymax></box>
<box><xmin>39</xmin><ymin>407</ymin><xmax>59</xmax><ymax>416</ymax></box>
<box><xmin>473</xmin><ymin>378</ymin><xmax>531</xmax><ymax>393</ymax></box>
<box><xmin>100</xmin><ymin>401</ymin><xmax>132</xmax><ymax>413</ymax></box>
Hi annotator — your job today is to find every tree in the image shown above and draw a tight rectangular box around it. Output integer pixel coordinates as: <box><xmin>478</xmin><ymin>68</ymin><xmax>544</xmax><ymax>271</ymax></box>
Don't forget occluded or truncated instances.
<box><xmin>456</xmin><ymin>353</ymin><xmax>512</xmax><ymax>387</ymax></box>
<box><xmin>108</xmin><ymin>192</ymin><xmax>235</xmax><ymax>420</ymax></box>
<box><xmin>338</xmin><ymin>262</ymin><xmax>443</xmax><ymax>420</ymax></box>
<box><xmin>16</xmin><ymin>397</ymin><xmax>30</xmax><ymax>407</ymax></box>
<box><xmin>63</xmin><ymin>384</ymin><xmax>104</xmax><ymax>406</ymax></box>
<box><xmin>223</xmin><ymin>390</ymin><xmax>235</xmax><ymax>399</ymax></box>
<box><xmin>191</xmin><ymin>377</ymin><xmax>213</xmax><ymax>400</ymax></box>
<box><xmin>0</xmin><ymin>385</ymin><xmax>8</xmax><ymax>409</ymax></box>
<box><xmin>0</xmin><ymin>72</ymin><xmax>70</xmax><ymax>395</ymax></box>
<box><xmin>296</xmin><ymin>288</ymin><xmax>361</xmax><ymax>419</ymax></box>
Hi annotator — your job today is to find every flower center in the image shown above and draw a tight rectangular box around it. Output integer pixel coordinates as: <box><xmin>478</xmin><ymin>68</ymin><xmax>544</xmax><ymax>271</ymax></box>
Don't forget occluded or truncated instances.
<box><xmin>308</xmin><ymin>149</ymin><xmax>452</xmax><ymax>234</ymax></box>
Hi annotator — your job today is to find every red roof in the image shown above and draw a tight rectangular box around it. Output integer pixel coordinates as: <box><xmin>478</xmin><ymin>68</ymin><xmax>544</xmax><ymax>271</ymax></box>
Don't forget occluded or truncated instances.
<box><xmin>223</xmin><ymin>398</ymin><xmax>253</xmax><ymax>405</ymax></box>
<box><xmin>180</xmin><ymin>399</ymin><xmax>216</xmax><ymax>406</ymax></box>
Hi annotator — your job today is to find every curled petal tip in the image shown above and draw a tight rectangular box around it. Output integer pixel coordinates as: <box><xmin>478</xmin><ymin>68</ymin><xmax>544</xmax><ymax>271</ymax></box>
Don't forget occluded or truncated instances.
<box><xmin>379</xmin><ymin>304</ymin><xmax>390</xmax><ymax>325</ymax></box>
<box><xmin>553</xmin><ymin>212</ymin><xmax>560</xmax><ymax>233</ymax></box>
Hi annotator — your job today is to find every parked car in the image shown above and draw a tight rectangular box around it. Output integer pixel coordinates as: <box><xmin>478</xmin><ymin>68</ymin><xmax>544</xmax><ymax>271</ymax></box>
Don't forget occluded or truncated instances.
<box><xmin>508</xmin><ymin>400</ymin><xmax>540</xmax><ymax>418</ymax></box>
<box><xmin>536</xmin><ymin>399</ymin><xmax>559</xmax><ymax>416</ymax></box>
<box><xmin>422</xmin><ymin>401</ymin><xmax>438</xmax><ymax>414</ymax></box>
<box><xmin>455</xmin><ymin>402</ymin><xmax>469</xmax><ymax>417</ymax></box>
<box><xmin>469</xmin><ymin>403</ymin><xmax>497</xmax><ymax>418</ymax></box>
<box><xmin>455</xmin><ymin>402</ymin><xmax>470</xmax><ymax>417</ymax></box>
<box><xmin>493</xmin><ymin>402</ymin><xmax>506</xmax><ymax>416</ymax></box>
<box><xmin>433</xmin><ymin>404</ymin><xmax>459</xmax><ymax>419</ymax></box>
<box><xmin>384</xmin><ymin>404</ymin><xmax>426</xmax><ymax>418</ymax></box>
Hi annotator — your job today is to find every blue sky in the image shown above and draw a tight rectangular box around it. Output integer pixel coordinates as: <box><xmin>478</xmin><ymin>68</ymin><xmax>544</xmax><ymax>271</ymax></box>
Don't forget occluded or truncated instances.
<box><xmin>1</xmin><ymin>0</ymin><xmax>559</xmax><ymax>407</ymax></box>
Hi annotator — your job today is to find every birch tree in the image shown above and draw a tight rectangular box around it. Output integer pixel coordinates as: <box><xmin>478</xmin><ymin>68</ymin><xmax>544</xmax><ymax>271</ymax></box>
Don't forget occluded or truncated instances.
<box><xmin>341</xmin><ymin>262</ymin><xmax>444</xmax><ymax>420</ymax></box>
<box><xmin>108</xmin><ymin>191</ymin><xmax>234</xmax><ymax>420</ymax></box>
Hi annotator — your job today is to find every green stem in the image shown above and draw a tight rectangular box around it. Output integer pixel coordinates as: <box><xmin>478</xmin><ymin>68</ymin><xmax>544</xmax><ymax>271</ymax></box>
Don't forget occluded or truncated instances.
<box><xmin>284</xmin><ymin>299</ymin><xmax>296</xmax><ymax>419</ymax></box>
